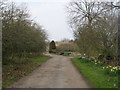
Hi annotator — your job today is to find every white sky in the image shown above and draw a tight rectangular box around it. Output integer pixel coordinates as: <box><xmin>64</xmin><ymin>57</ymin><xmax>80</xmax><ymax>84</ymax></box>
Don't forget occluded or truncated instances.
<box><xmin>28</xmin><ymin>1</ymin><xmax>74</xmax><ymax>41</ymax></box>
<box><xmin>9</xmin><ymin>0</ymin><xmax>74</xmax><ymax>41</ymax></box>
<box><xmin>8</xmin><ymin>0</ymin><xmax>119</xmax><ymax>41</ymax></box>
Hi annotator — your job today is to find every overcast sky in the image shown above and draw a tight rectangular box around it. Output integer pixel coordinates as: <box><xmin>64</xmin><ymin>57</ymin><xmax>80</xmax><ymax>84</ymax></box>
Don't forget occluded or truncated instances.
<box><xmin>10</xmin><ymin>0</ymin><xmax>118</xmax><ymax>41</ymax></box>
<box><xmin>9</xmin><ymin>0</ymin><xmax>73</xmax><ymax>41</ymax></box>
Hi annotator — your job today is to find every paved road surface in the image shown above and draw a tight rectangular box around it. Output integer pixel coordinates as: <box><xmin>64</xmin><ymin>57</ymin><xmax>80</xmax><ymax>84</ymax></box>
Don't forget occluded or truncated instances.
<box><xmin>9</xmin><ymin>54</ymin><xmax>91</xmax><ymax>88</ymax></box>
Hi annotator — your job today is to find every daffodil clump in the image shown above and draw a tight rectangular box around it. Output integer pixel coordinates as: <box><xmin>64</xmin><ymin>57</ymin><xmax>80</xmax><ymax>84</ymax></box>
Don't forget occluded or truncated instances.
<box><xmin>102</xmin><ymin>66</ymin><xmax>120</xmax><ymax>76</ymax></box>
<box><xmin>81</xmin><ymin>56</ymin><xmax>102</xmax><ymax>64</ymax></box>
<box><xmin>88</xmin><ymin>57</ymin><xmax>103</xmax><ymax>66</ymax></box>
<box><xmin>80</xmin><ymin>56</ymin><xmax>120</xmax><ymax>76</ymax></box>
<box><xmin>102</xmin><ymin>66</ymin><xmax>120</xmax><ymax>71</ymax></box>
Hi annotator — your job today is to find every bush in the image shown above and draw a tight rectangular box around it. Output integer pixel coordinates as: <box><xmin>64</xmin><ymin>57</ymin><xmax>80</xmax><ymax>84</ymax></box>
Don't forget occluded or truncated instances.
<box><xmin>2</xmin><ymin>2</ymin><xmax>47</xmax><ymax>61</ymax></box>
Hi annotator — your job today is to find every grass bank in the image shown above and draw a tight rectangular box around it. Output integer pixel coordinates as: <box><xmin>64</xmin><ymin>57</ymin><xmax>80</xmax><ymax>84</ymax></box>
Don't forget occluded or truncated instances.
<box><xmin>3</xmin><ymin>55</ymin><xmax>51</xmax><ymax>88</ymax></box>
<box><xmin>71</xmin><ymin>58</ymin><xmax>119</xmax><ymax>88</ymax></box>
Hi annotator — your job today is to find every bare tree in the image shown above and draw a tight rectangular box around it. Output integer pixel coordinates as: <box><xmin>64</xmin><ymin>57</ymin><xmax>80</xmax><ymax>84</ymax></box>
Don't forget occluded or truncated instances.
<box><xmin>67</xmin><ymin>0</ymin><xmax>112</xmax><ymax>29</ymax></box>
<box><xmin>67</xmin><ymin>0</ymin><xmax>119</xmax><ymax>65</ymax></box>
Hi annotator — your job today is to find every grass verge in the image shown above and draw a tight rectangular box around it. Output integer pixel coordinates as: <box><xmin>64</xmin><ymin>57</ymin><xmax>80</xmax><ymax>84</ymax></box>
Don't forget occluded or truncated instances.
<box><xmin>71</xmin><ymin>58</ymin><xmax>119</xmax><ymax>88</ymax></box>
<box><xmin>3</xmin><ymin>55</ymin><xmax>51</xmax><ymax>88</ymax></box>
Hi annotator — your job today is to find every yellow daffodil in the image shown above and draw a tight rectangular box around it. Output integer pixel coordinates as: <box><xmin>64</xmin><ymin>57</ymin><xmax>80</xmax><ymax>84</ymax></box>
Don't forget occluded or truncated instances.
<box><xmin>113</xmin><ymin>67</ymin><xmax>117</xmax><ymax>70</ymax></box>
<box><xmin>106</xmin><ymin>66</ymin><xmax>108</xmax><ymax>68</ymax></box>
<box><xmin>109</xmin><ymin>65</ymin><xmax>112</xmax><ymax>68</ymax></box>
<box><xmin>111</xmin><ymin>69</ymin><xmax>114</xmax><ymax>72</ymax></box>
<box><xmin>102</xmin><ymin>67</ymin><xmax>105</xmax><ymax>69</ymax></box>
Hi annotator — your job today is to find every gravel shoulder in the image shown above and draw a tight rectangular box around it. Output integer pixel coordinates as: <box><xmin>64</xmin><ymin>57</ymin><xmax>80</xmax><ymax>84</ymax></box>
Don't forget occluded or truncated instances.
<box><xmin>9</xmin><ymin>54</ymin><xmax>91</xmax><ymax>88</ymax></box>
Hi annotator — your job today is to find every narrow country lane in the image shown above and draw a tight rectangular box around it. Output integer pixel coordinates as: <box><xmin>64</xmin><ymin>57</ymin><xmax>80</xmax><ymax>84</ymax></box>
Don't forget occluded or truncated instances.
<box><xmin>9</xmin><ymin>54</ymin><xmax>91</xmax><ymax>88</ymax></box>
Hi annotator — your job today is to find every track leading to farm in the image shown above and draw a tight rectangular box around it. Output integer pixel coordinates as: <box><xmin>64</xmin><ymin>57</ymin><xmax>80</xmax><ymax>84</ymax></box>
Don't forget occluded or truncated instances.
<box><xmin>9</xmin><ymin>54</ymin><xmax>91</xmax><ymax>88</ymax></box>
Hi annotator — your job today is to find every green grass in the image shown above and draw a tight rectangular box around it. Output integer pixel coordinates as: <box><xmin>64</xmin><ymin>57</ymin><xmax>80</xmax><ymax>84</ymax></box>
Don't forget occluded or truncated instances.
<box><xmin>3</xmin><ymin>55</ymin><xmax>51</xmax><ymax>88</ymax></box>
<box><xmin>71</xmin><ymin>58</ymin><xmax>119</xmax><ymax>88</ymax></box>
